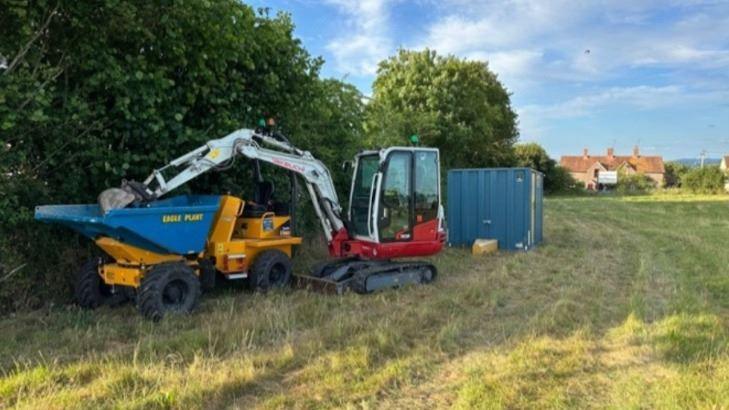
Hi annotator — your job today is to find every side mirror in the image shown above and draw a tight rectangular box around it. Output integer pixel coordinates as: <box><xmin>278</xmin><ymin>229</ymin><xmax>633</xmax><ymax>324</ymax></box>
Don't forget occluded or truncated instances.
<box><xmin>341</xmin><ymin>160</ymin><xmax>353</xmax><ymax>172</ymax></box>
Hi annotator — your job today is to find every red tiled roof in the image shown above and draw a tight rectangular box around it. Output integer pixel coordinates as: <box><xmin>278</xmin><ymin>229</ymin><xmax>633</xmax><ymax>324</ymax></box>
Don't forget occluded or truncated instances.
<box><xmin>560</xmin><ymin>155</ymin><xmax>665</xmax><ymax>174</ymax></box>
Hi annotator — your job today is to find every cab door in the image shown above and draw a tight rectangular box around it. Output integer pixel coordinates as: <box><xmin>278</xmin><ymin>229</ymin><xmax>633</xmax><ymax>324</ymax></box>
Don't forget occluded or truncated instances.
<box><xmin>377</xmin><ymin>151</ymin><xmax>413</xmax><ymax>242</ymax></box>
<box><xmin>412</xmin><ymin>149</ymin><xmax>440</xmax><ymax>241</ymax></box>
<box><xmin>348</xmin><ymin>153</ymin><xmax>381</xmax><ymax>242</ymax></box>
<box><xmin>377</xmin><ymin>148</ymin><xmax>440</xmax><ymax>243</ymax></box>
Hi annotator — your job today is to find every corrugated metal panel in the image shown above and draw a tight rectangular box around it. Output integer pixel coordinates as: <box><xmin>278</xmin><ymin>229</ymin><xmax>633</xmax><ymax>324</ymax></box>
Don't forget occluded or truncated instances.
<box><xmin>447</xmin><ymin>168</ymin><xmax>543</xmax><ymax>251</ymax></box>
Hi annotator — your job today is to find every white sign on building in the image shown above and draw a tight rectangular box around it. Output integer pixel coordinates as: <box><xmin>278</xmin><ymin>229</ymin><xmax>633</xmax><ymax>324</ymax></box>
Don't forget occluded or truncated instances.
<box><xmin>597</xmin><ymin>171</ymin><xmax>618</xmax><ymax>185</ymax></box>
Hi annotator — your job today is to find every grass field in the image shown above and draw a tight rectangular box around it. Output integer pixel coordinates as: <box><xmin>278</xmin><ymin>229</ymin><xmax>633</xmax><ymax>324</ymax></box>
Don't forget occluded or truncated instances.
<box><xmin>1</xmin><ymin>196</ymin><xmax>728</xmax><ymax>409</ymax></box>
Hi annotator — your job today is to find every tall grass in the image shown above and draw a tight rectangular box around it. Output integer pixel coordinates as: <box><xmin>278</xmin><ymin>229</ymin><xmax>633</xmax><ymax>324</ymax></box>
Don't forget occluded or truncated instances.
<box><xmin>1</xmin><ymin>195</ymin><xmax>728</xmax><ymax>408</ymax></box>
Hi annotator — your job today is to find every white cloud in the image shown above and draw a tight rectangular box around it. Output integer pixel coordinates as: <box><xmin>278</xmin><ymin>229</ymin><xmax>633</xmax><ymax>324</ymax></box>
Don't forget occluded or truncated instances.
<box><xmin>418</xmin><ymin>0</ymin><xmax>729</xmax><ymax>81</ymax></box>
<box><xmin>516</xmin><ymin>84</ymin><xmax>729</xmax><ymax>139</ymax></box>
<box><xmin>324</xmin><ymin>0</ymin><xmax>392</xmax><ymax>76</ymax></box>
<box><xmin>464</xmin><ymin>49</ymin><xmax>544</xmax><ymax>89</ymax></box>
<box><xmin>520</xmin><ymin>86</ymin><xmax>684</xmax><ymax>120</ymax></box>
<box><xmin>412</xmin><ymin>0</ymin><xmax>729</xmax><ymax>140</ymax></box>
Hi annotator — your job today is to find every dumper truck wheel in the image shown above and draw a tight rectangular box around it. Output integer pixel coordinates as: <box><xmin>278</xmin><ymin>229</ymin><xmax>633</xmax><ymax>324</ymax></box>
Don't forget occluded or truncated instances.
<box><xmin>138</xmin><ymin>263</ymin><xmax>200</xmax><ymax>321</ymax></box>
<box><xmin>248</xmin><ymin>250</ymin><xmax>292</xmax><ymax>292</ymax></box>
<box><xmin>75</xmin><ymin>257</ymin><xmax>112</xmax><ymax>309</ymax></box>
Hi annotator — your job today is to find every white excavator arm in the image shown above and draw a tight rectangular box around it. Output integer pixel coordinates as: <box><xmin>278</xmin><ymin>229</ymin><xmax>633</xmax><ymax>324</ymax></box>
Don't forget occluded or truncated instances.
<box><xmin>100</xmin><ymin>128</ymin><xmax>345</xmax><ymax>241</ymax></box>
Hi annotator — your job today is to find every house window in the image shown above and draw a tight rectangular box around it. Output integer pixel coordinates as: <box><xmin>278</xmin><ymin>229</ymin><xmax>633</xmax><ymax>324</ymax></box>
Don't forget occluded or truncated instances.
<box><xmin>594</xmin><ymin>169</ymin><xmax>599</xmax><ymax>178</ymax></box>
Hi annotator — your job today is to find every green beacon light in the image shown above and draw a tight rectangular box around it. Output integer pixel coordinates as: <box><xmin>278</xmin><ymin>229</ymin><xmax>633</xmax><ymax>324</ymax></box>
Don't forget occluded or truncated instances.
<box><xmin>409</xmin><ymin>134</ymin><xmax>420</xmax><ymax>146</ymax></box>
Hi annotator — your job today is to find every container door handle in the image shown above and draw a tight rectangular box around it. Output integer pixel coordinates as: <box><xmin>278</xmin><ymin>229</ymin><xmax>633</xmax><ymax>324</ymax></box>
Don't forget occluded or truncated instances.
<box><xmin>482</xmin><ymin>219</ymin><xmax>491</xmax><ymax>224</ymax></box>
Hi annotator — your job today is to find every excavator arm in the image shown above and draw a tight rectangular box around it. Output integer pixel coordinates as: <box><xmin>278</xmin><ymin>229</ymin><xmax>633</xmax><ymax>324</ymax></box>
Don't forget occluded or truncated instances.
<box><xmin>99</xmin><ymin>128</ymin><xmax>345</xmax><ymax>241</ymax></box>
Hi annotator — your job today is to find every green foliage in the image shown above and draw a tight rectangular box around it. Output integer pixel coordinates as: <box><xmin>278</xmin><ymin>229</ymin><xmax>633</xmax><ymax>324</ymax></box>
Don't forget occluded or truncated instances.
<box><xmin>664</xmin><ymin>162</ymin><xmax>690</xmax><ymax>188</ymax></box>
<box><xmin>513</xmin><ymin>142</ymin><xmax>581</xmax><ymax>194</ymax></box>
<box><xmin>616</xmin><ymin>172</ymin><xmax>656</xmax><ymax>195</ymax></box>
<box><xmin>549</xmin><ymin>166</ymin><xmax>583</xmax><ymax>195</ymax></box>
<box><xmin>681</xmin><ymin>166</ymin><xmax>726</xmax><ymax>194</ymax></box>
<box><xmin>0</xmin><ymin>0</ymin><xmax>364</xmax><ymax>311</ymax></box>
<box><xmin>365</xmin><ymin>49</ymin><xmax>518</xmax><ymax>169</ymax></box>
<box><xmin>514</xmin><ymin>143</ymin><xmax>552</xmax><ymax>171</ymax></box>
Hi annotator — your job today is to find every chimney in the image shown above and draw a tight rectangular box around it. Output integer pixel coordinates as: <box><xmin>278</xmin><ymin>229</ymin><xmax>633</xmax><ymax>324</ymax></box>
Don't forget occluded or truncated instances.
<box><xmin>607</xmin><ymin>147</ymin><xmax>614</xmax><ymax>160</ymax></box>
<box><xmin>583</xmin><ymin>148</ymin><xmax>589</xmax><ymax>159</ymax></box>
<box><xmin>633</xmin><ymin>146</ymin><xmax>640</xmax><ymax>158</ymax></box>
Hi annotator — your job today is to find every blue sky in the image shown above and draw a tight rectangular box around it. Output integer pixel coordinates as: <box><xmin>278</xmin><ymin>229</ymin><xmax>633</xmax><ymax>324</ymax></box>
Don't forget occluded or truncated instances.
<box><xmin>248</xmin><ymin>0</ymin><xmax>729</xmax><ymax>160</ymax></box>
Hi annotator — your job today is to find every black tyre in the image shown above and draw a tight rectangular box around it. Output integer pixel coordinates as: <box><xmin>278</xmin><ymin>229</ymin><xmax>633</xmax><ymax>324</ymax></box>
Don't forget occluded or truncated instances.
<box><xmin>75</xmin><ymin>257</ymin><xmax>112</xmax><ymax>309</ymax></box>
<box><xmin>248</xmin><ymin>250</ymin><xmax>292</xmax><ymax>292</ymax></box>
<box><xmin>138</xmin><ymin>262</ymin><xmax>200</xmax><ymax>321</ymax></box>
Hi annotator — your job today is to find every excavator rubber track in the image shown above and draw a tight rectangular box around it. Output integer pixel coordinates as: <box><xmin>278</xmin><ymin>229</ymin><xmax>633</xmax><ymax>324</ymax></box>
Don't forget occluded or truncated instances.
<box><xmin>294</xmin><ymin>259</ymin><xmax>437</xmax><ymax>294</ymax></box>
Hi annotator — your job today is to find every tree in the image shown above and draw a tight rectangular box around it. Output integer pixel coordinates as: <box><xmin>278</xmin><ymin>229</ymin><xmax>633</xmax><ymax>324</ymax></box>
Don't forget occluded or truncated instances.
<box><xmin>365</xmin><ymin>49</ymin><xmax>518</xmax><ymax>169</ymax></box>
<box><xmin>513</xmin><ymin>142</ymin><xmax>579</xmax><ymax>194</ymax></box>
<box><xmin>616</xmin><ymin>172</ymin><xmax>656</xmax><ymax>195</ymax></box>
<box><xmin>0</xmin><ymin>0</ymin><xmax>364</xmax><ymax>311</ymax></box>
<box><xmin>549</xmin><ymin>166</ymin><xmax>582</xmax><ymax>194</ymax></box>
<box><xmin>681</xmin><ymin>166</ymin><xmax>725</xmax><ymax>194</ymax></box>
<box><xmin>664</xmin><ymin>162</ymin><xmax>690</xmax><ymax>188</ymax></box>
<box><xmin>514</xmin><ymin>143</ymin><xmax>553</xmax><ymax>172</ymax></box>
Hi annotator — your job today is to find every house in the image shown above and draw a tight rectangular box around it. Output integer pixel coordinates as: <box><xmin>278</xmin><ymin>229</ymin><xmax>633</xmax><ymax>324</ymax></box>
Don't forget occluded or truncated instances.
<box><xmin>560</xmin><ymin>146</ymin><xmax>665</xmax><ymax>190</ymax></box>
<box><xmin>721</xmin><ymin>155</ymin><xmax>729</xmax><ymax>192</ymax></box>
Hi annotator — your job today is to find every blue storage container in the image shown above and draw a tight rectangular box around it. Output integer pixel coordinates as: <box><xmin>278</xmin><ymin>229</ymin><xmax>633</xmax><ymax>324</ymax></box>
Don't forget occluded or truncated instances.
<box><xmin>447</xmin><ymin>168</ymin><xmax>543</xmax><ymax>251</ymax></box>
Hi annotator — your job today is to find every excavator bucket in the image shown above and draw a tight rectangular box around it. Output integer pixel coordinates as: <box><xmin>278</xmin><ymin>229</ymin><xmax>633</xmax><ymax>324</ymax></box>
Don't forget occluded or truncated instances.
<box><xmin>292</xmin><ymin>258</ymin><xmax>357</xmax><ymax>293</ymax></box>
<box><xmin>98</xmin><ymin>187</ymin><xmax>136</xmax><ymax>213</ymax></box>
<box><xmin>98</xmin><ymin>180</ymin><xmax>155</xmax><ymax>213</ymax></box>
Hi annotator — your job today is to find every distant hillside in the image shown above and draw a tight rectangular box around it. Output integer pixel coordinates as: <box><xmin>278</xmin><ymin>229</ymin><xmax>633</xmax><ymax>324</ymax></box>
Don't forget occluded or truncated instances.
<box><xmin>670</xmin><ymin>158</ymin><xmax>721</xmax><ymax>167</ymax></box>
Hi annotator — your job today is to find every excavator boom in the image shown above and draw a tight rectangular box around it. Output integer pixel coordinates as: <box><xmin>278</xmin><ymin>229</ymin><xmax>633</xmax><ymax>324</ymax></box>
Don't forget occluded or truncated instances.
<box><xmin>99</xmin><ymin>128</ymin><xmax>345</xmax><ymax>241</ymax></box>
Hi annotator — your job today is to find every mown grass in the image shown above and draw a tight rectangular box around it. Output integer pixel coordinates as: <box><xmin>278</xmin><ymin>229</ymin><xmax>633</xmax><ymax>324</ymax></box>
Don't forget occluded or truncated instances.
<box><xmin>1</xmin><ymin>195</ymin><xmax>728</xmax><ymax>409</ymax></box>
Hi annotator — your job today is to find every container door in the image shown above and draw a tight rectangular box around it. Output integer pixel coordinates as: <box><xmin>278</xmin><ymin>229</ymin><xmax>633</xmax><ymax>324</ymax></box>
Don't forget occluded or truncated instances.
<box><xmin>536</xmin><ymin>174</ymin><xmax>543</xmax><ymax>244</ymax></box>
<box><xmin>489</xmin><ymin>170</ymin><xmax>508</xmax><ymax>249</ymax></box>
<box><xmin>478</xmin><ymin>170</ymin><xmax>490</xmax><ymax>242</ymax></box>
<box><xmin>513</xmin><ymin>169</ymin><xmax>527</xmax><ymax>250</ymax></box>
<box><xmin>530</xmin><ymin>172</ymin><xmax>536</xmax><ymax>248</ymax></box>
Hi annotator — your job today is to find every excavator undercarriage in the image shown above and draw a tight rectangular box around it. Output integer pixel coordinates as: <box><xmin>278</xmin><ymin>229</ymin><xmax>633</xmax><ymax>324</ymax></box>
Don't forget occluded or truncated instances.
<box><xmin>297</xmin><ymin>258</ymin><xmax>438</xmax><ymax>294</ymax></box>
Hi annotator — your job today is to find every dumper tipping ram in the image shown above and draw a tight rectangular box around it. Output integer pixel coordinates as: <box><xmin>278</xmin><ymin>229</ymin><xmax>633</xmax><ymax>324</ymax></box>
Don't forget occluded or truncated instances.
<box><xmin>36</xmin><ymin>127</ymin><xmax>445</xmax><ymax>320</ymax></box>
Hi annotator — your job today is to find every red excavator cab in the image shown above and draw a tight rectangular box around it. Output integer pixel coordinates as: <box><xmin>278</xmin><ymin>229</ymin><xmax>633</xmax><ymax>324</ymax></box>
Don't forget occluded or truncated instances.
<box><xmin>329</xmin><ymin>147</ymin><xmax>446</xmax><ymax>260</ymax></box>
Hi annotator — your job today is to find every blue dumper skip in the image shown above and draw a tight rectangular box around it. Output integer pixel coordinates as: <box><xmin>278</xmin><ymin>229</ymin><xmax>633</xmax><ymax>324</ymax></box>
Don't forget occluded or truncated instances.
<box><xmin>447</xmin><ymin>168</ymin><xmax>543</xmax><ymax>251</ymax></box>
<box><xmin>35</xmin><ymin>195</ymin><xmax>222</xmax><ymax>255</ymax></box>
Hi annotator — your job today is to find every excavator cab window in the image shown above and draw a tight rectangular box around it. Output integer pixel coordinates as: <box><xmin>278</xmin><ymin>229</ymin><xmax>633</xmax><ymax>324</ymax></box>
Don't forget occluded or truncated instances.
<box><xmin>349</xmin><ymin>154</ymin><xmax>380</xmax><ymax>237</ymax></box>
<box><xmin>414</xmin><ymin>151</ymin><xmax>439</xmax><ymax>224</ymax></box>
<box><xmin>379</xmin><ymin>151</ymin><xmax>412</xmax><ymax>241</ymax></box>
<box><xmin>379</xmin><ymin>149</ymin><xmax>439</xmax><ymax>242</ymax></box>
